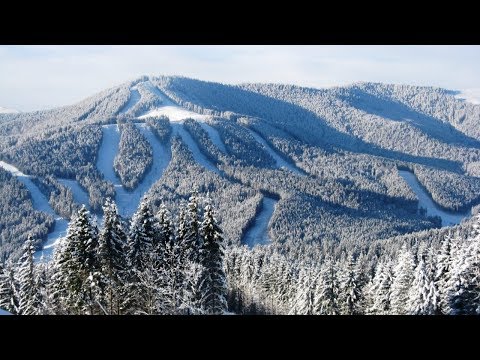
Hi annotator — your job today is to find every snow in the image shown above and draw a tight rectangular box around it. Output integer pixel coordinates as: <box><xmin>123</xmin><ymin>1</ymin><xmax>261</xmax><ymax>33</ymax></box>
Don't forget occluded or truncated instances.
<box><xmin>57</xmin><ymin>179</ymin><xmax>91</xmax><ymax>210</ymax></box>
<box><xmin>119</xmin><ymin>87</ymin><xmax>141</xmax><ymax>114</ymax></box>
<box><xmin>243</xmin><ymin>196</ymin><xmax>277</xmax><ymax>248</ymax></box>
<box><xmin>199</xmin><ymin>122</ymin><xmax>228</xmax><ymax>154</ymax></box>
<box><xmin>398</xmin><ymin>170</ymin><xmax>469</xmax><ymax>226</ymax></box>
<box><xmin>0</xmin><ymin>309</ymin><xmax>12</xmax><ymax>315</ymax></box>
<box><xmin>0</xmin><ymin>106</ymin><xmax>19</xmax><ymax>114</ymax></box>
<box><xmin>171</xmin><ymin>123</ymin><xmax>221</xmax><ymax>175</ymax></box>
<box><xmin>245</xmin><ymin>128</ymin><xmax>305</xmax><ymax>175</ymax></box>
<box><xmin>97</xmin><ymin>124</ymin><xmax>171</xmax><ymax>217</ymax></box>
<box><xmin>139</xmin><ymin>106</ymin><xmax>209</xmax><ymax>122</ymax></box>
<box><xmin>454</xmin><ymin>89</ymin><xmax>480</xmax><ymax>105</ymax></box>
<box><xmin>137</xmin><ymin>82</ymin><xmax>209</xmax><ymax>122</ymax></box>
<box><xmin>0</xmin><ymin>161</ymin><xmax>68</xmax><ymax>261</ymax></box>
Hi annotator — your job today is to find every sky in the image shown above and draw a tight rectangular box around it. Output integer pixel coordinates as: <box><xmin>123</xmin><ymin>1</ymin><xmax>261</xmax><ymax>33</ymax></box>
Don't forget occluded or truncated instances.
<box><xmin>1</xmin><ymin>45</ymin><xmax>479</xmax><ymax>112</ymax></box>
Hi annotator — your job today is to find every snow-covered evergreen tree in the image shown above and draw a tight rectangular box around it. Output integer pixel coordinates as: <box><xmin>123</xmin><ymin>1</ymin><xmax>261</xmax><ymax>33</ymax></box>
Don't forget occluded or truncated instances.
<box><xmin>0</xmin><ymin>263</ymin><xmax>19</xmax><ymax>314</ymax></box>
<box><xmin>314</xmin><ymin>256</ymin><xmax>339</xmax><ymax>315</ymax></box>
<box><xmin>199</xmin><ymin>202</ymin><xmax>228</xmax><ymax>314</ymax></box>
<box><xmin>98</xmin><ymin>198</ymin><xmax>127</xmax><ymax>314</ymax></box>
<box><xmin>338</xmin><ymin>254</ymin><xmax>362</xmax><ymax>315</ymax></box>
<box><xmin>390</xmin><ymin>247</ymin><xmax>415</xmax><ymax>314</ymax></box>
<box><xmin>368</xmin><ymin>260</ymin><xmax>394</xmax><ymax>315</ymax></box>
<box><xmin>407</xmin><ymin>255</ymin><xmax>437</xmax><ymax>315</ymax></box>
<box><xmin>17</xmin><ymin>236</ymin><xmax>41</xmax><ymax>315</ymax></box>
<box><xmin>51</xmin><ymin>206</ymin><xmax>99</xmax><ymax>314</ymax></box>
<box><xmin>183</xmin><ymin>192</ymin><xmax>202</xmax><ymax>263</ymax></box>
<box><xmin>289</xmin><ymin>268</ymin><xmax>317</xmax><ymax>315</ymax></box>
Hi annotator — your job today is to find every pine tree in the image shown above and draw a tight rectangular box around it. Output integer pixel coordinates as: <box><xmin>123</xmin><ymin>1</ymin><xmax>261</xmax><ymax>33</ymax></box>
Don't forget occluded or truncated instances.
<box><xmin>126</xmin><ymin>199</ymin><xmax>156</xmax><ymax>273</ymax></box>
<box><xmin>51</xmin><ymin>206</ymin><xmax>99</xmax><ymax>314</ymax></box>
<box><xmin>125</xmin><ymin>199</ymin><xmax>157</xmax><ymax>313</ymax></box>
<box><xmin>368</xmin><ymin>260</ymin><xmax>394</xmax><ymax>315</ymax></box>
<box><xmin>17</xmin><ymin>236</ymin><xmax>41</xmax><ymax>315</ymax></box>
<box><xmin>446</xmin><ymin>218</ymin><xmax>480</xmax><ymax>315</ymax></box>
<box><xmin>407</xmin><ymin>255</ymin><xmax>437</xmax><ymax>315</ymax></box>
<box><xmin>98</xmin><ymin>198</ymin><xmax>127</xmax><ymax>314</ymax></box>
<box><xmin>0</xmin><ymin>263</ymin><xmax>18</xmax><ymax>314</ymax></box>
<box><xmin>390</xmin><ymin>247</ymin><xmax>415</xmax><ymax>314</ymax></box>
<box><xmin>338</xmin><ymin>254</ymin><xmax>362</xmax><ymax>315</ymax></box>
<box><xmin>289</xmin><ymin>268</ymin><xmax>317</xmax><ymax>315</ymax></box>
<box><xmin>199</xmin><ymin>202</ymin><xmax>228</xmax><ymax>314</ymax></box>
<box><xmin>183</xmin><ymin>192</ymin><xmax>202</xmax><ymax>263</ymax></box>
<box><xmin>314</xmin><ymin>256</ymin><xmax>339</xmax><ymax>315</ymax></box>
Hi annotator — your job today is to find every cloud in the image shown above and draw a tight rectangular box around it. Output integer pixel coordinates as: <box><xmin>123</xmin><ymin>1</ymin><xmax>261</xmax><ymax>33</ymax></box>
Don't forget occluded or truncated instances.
<box><xmin>0</xmin><ymin>45</ymin><xmax>479</xmax><ymax>111</ymax></box>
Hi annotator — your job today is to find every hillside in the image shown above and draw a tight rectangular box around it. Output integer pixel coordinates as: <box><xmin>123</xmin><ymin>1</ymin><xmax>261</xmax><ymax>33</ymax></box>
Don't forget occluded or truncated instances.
<box><xmin>1</xmin><ymin>75</ymin><xmax>480</xmax><ymax>264</ymax></box>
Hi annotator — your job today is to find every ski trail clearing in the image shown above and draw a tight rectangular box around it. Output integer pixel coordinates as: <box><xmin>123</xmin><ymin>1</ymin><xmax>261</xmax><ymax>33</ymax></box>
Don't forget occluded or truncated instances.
<box><xmin>171</xmin><ymin>123</ymin><xmax>221</xmax><ymax>175</ymax></box>
<box><xmin>0</xmin><ymin>161</ymin><xmax>68</xmax><ymax>260</ymax></box>
<box><xmin>199</xmin><ymin>122</ymin><xmax>228</xmax><ymax>154</ymax></box>
<box><xmin>398</xmin><ymin>169</ymin><xmax>469</xmax><ymax>226</ymax></box>
<box><xmin>97</xmin><ymin>123</ymin><xmax>171</xmax><ymax>217</ymax></box>
<box><xmin>119</xmin><ymin>87</ymin><xmax>141</xmax><ymax>114</ymax></box>
<box><xmin>243</xmin><ymin>196</ymin><xmax>277</xmax><ymax>248</ymax></box>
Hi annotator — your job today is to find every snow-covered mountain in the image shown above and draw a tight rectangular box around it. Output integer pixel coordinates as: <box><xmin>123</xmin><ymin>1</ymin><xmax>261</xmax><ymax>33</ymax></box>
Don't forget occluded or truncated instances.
<box><xmin>1</xmin><ymin>75</ymin><xmax>480</xmax><ymax>263</ymax></box>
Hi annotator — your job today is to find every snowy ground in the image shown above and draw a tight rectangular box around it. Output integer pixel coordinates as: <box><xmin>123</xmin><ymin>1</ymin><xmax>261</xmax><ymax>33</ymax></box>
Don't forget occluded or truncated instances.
<box><xmin>137</xmin><ymin>82</ymin><xmax>209</xmax><ymax>122</ymax></box>
<box><xmin>454</xmin><ymin>89</ymin><xmax>480</xmax><ymax>105</ymax></box>
<box><xmin>97</xmin><ymin>124</ymin><xmax>171</xmax><ymax>217</ymax></box>
<box><xmin>398</xmin><ymin>170</ymin><xmax>469</xmax><ymax>226</ymax></box>
<box><xmin>0</xmin><ymin>309</ymin><xmax>12</xmax><ymax>315</ymax></box>
<box><xmin>171</xmin><ymin>123</ymin><xmax>221</xmax><ymax>175</ymax></box>
<box><xmin>245</xmin><ymin>128</ymin><xmax>305</xmax><ymax>175</ymax></box>
<box><xmin>57</xmin><ymin>179</ymin><xmax>91</xmax><ymax>210</ymax></box>
<box><xmin>119</xmin><ymin>86</ymin><xmax>141</xmax><ymax>114</ymax></box>
<box><xmin>0</xmin><ymin>161</ymin><xmax>69</xmax><ymax>261</ymax></box>
<box><xmin>198</xmin><ymin>122</ymin><xmax>228</xmax><ymax>154</ymax></box>
<box><xmin>243</xmin><ymin>196</ymin><xmax>277</xmax><ymax>248</ymax></box>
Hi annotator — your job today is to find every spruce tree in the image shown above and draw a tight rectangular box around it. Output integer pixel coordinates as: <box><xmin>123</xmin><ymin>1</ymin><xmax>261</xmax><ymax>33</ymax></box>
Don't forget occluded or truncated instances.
<box><xmin>199</xmin><ymin>203</ymin><xmax>228</xmax><ymax>314</ymax></box>
<box><xmin>407</xmin><ymin>256</ymin><xmax>437</xmax><ymax>315</ymax></box>
<box><xmin>368</xmin><ymin>260</ymin><xmax>394</xmax><ymax>315</ymax></box>
<box><xmin>0</xmin><ymin>263</ymin><xmax>18</xmax><ymax>314</ymax></box>
<box><xmin>390</xmin><ymin>247</ymin><xmax>415</xmax><ymax>314</ymax></box>
<box><xmin>338</xmin><ymin>254</ymin><xmax>362</xmax><ymax>315</ymax></box>
<box><xmin>17</xmin><ymin>236</ymin><xmax>41</xmax><ymax>315</ymax></box>
<box><xmin>98</xmin><ymin>198</ymin><xmax>127</xmax><ymax>314</ymax></box>
<box><xmin>183</xmin><ymin>192</ymin><xmax>202</xmax><ymax>263</ymax></box>
<box><xmin>434</xmin><ymin>235</ymin><xmax>456</xmax><ymax>314</ymax></box>
<box><xmin>314</xmin><ymin>256</ymin><xmax>339</xmax><ymax>315</ymax></box>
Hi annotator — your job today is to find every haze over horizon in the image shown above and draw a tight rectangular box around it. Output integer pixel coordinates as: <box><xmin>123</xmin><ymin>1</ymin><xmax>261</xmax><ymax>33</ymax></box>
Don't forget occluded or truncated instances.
<box><xmin>1</xmin><ymin>45</ymin><xmax>479</xmax><ymax>112</ymax></box>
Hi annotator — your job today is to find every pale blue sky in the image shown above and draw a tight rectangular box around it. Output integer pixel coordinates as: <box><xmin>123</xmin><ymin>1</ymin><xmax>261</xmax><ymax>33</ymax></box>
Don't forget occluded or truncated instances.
<box><xmin>1</xmin><ymin>45</ymin><xmax>479</xmax><ymax>111</ymax></box>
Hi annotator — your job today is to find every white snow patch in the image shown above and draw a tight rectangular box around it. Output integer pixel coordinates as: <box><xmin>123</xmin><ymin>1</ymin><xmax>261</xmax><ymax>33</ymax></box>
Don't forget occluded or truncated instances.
<box><xmin>0</xmin><ymin>161</ymin><xmax>68</xmax><ymax>260</ymax></box>
<box><xmin>119</xmin><ymin>86</ymin><xmax>141</xmax><ymax>114</ymax></box>
<box><xmin>0</xmin><ymin>106</ymin><xmax>19</xmax><ymax>114</ymax></box>
<box><xmin>97</xmin><ymin>124</ymin><xmax>171</xmax><ymax>217</ymax></box>
<box><xmin>246</xmin><ymin>128</ymin><xmax>304</xmax><ymax>175</ymax></box>
<box><xmin>139</xmin><ymin>106</ymin><xmax>209</xmax><ymax>122</ymax></box>
<box><xmin>398</xmin><ymin>170</ymin><xmax>469</xmax><ymax>226</ymax></box>
<box><xmin>58</xmin><ymin>179</ymin><xmax>91</xmax><ymax>209</ymax></box>
<box><xmin>243</xmin><ymin>196</ymin><xmax>277</xmax><ymax>248</ymax></box>
<box><xmin>171</xmin><ymin>123</ymin><xmax>221</xmax><ymax>175</ymax></box>
<box><xmin>137</xmin><ymin>82</ymin><xmax>209</xmax><ymax>122</ymax></box>
<box><xmin>198</xmin><ymin>122</ymin><xmax>228</xmax><ymax>154</ymax></box>
<box><xmin>454</xmin><ymin>89</ymin><xmax>480</xmax><ymax>105</ymax></box>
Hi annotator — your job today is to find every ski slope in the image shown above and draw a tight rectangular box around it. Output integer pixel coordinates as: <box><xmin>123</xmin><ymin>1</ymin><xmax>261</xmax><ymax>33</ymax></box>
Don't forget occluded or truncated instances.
<box><xmin>245</xmin><ymin>128</ymin><xmax>305</xmax><ymax>175</ymax></box>
<box><xmin>398</xmin><ymin>170</ymin><xmax>469</xmax><ymax>226</ymax></box>
<box><xmin>0</xmin><ymin>161</ymin><xmax>68</xmax><ymax>260</ymax></box>
<box><xmin>171</xmin><ymin>123</ymin><xmax>221</xmax><ymax>175</ymax></box>
<box><xmin>199</xmin><ymin>122</ymin><xmax>228</xmax><ymax>154</ymax></box>
<box><xmin>137</xmin><ymin>82</ymin><xmax>209</xmax><ymax>122</ymax></box>
<box><xmin>243</xmin><ymin>196</ymin><xmax>277</xmax><ymax>248</ymax></box>
<box><xmin>119</xmin><ymin>87</ymin><xmax>141</xmax><ymax>114</ymax></box>
<box><xmin>97</xmin><ymin>123</ymin><xmax>171</xmax><ymax>217</ymax></box>
<box><xmin>58</xmin><ymin>179</ymin><xmax>91</xmax><ymax>210</ymax></box>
